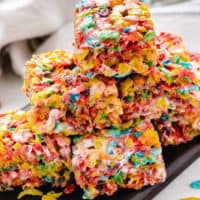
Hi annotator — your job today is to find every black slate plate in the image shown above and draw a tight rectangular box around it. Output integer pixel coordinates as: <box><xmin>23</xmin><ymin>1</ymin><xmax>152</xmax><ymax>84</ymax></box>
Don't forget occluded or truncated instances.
<box><xmin>1</xmin><ymin>105</ymin><xmax>199</xmax><ymax>200</ymax></box>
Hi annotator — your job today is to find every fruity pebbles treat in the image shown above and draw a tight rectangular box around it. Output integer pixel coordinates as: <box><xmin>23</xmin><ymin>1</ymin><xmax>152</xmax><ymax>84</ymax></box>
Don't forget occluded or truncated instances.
<box><xmin>22</xmin><ymin>50</ymin><xmax>75</xmax><ymax>135</ymax></box>
<box><xmin>23</xmin><ymin>50</ymin><xmax>123</xmax><ymax>135</ymax></box>
<box><xmin>0</xmin><ymin>110</ymin><xmax>73</xmax><ymax>192</ymax></box>
<box><xmin>153</xmin><ymin>33</ymin><xmax>200</xmax><ymax>145</ymax></box>
<box><xmin>72</xmin><ymin>120</ymin><xmax>166</xmax><ymax>199</ymax></box>
<box><xmin>74</xmin><ymin>0</ymin><xmax>157</xmax><ymax>77</ymax></box>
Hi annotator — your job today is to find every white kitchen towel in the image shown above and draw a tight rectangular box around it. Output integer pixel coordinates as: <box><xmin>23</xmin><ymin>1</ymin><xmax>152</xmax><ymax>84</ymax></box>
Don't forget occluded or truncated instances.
<box><xmin>7</xmin><ymin>40</ymin><xmax>32</xmax><ymax>77</ymax></box>
<box><xmin>0</xmin><ymin>0</ymin><xmax>78</xmax><ymax>49</ymax></box>
<box><xmin>0</xmin><ymin>0</ymin><xmax>78</xmax><ymax>76</ymax></box>
<box><xmin>8</xmin><ymin>21</ymin><xmax>74</xmax><ymax>77</ymax></box>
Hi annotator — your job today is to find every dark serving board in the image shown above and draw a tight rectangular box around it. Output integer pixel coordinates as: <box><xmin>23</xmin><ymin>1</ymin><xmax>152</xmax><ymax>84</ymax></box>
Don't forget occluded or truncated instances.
<box><xmin>1</xmin><ymin>105</ymin><xmax>199</xmax><ymax>200</ymax></box>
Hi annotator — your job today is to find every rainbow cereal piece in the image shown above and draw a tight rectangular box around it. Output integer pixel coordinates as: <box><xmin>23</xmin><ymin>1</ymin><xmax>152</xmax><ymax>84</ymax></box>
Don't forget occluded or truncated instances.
<box><xmin>0</xmin><ymin>111</ymin><xmax>73</xmax><ymax>192</ymax></box>
<box><xmin>74</xmin><ymin>0</ymin><xmax>157</xmax><ymax>77</ymax></box>
<box><xmin>72</xmin><ymin>120</ymin><xmax>166</xmax><ymax>199</ymax></box>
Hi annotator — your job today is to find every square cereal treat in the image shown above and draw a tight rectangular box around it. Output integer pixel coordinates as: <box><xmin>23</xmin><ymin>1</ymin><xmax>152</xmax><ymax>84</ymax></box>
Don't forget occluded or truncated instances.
<box><xmin>74</xmin><ymin>0</ymin><xmax>157</xmax><ymax>77</ymax></box>
<box><xmin>154</xmin><ymin>32</ymin><xmax>200</xmax><ymax>145</ymax></box>
<box><xmin>23</xmin><ymin>50</ymin><xmax>123</xmax><ymax>135</ymax></box>
<box><xmin>154</xmin><ymin>86</ymin><xmax>200</xmax><ymax>145</ymax></box>
<box><xmin>72</xmin><ymin>120</ymin><xmax>166</xmax><ymax>199</ymax></box>
<box><xmin>0</xmin><ymin>111</ymin><xmax>73</xmax><ymax>192</ymax></box>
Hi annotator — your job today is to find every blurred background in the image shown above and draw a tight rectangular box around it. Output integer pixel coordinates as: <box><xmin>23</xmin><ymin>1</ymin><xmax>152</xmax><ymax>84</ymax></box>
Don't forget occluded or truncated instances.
<box><xmin>0</xmin><ymin>0</ymin><xmax>200</xmax><ymax>111</ymax></box>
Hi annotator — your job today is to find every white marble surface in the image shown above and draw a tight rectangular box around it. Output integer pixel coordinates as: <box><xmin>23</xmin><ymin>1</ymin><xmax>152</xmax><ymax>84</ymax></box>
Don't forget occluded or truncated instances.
<box><xmin>154</xmin><ymin>158</ymin><xmax>200</xmax><ymax>200</ymax></box>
